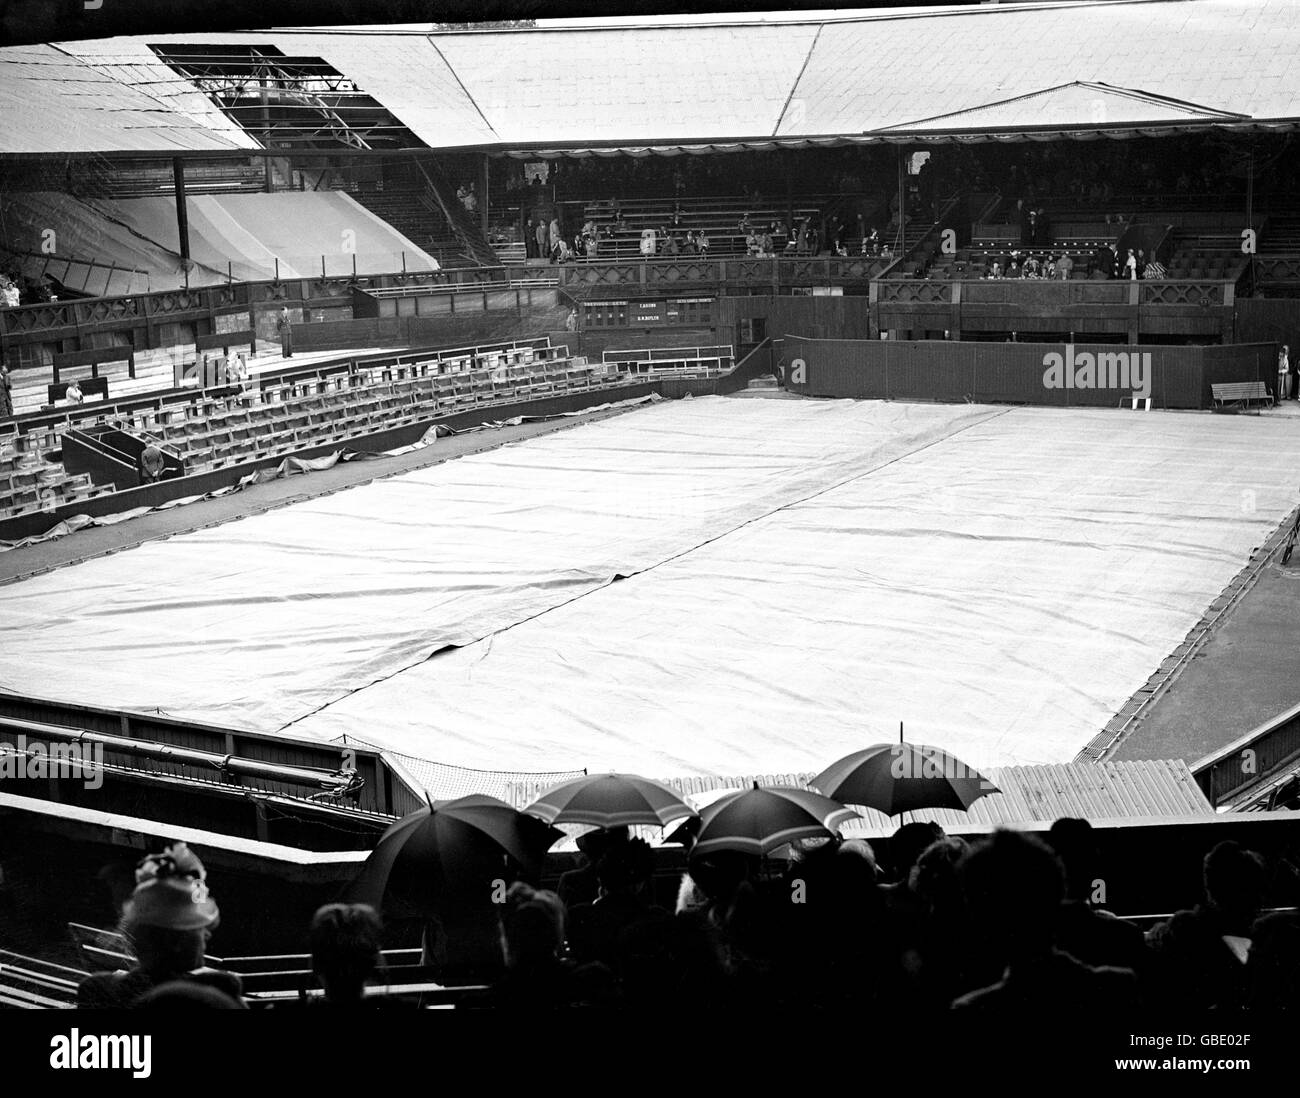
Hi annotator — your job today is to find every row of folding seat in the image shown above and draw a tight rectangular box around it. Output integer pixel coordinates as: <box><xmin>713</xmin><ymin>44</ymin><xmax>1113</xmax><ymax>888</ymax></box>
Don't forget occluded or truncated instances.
<box><xmin>177</xmin><ymin>359</ymin><xmax>613</xmax><ymax>475</ymax></box>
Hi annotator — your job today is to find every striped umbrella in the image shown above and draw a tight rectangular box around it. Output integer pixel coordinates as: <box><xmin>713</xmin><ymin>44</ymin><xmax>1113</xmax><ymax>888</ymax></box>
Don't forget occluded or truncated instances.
<box><xmin>524</xmin><ymin>773</ymin><xmax>697</xmax><ymax>829</ymax></box>
<box><xmin>690</xmin><ymin>783</ymin><xmax>860</xmax><ymax>857</ymax></box>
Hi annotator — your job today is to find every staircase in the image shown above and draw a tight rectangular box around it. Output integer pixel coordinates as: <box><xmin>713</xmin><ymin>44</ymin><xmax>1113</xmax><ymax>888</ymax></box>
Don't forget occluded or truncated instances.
<box><xmin>415</xmin><ymin>160</ymin><xmax>500</xmax><ymax>268</ymax></box>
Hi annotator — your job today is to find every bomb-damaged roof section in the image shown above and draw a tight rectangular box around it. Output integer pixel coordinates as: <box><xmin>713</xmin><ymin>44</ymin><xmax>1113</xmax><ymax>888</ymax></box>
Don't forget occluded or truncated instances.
<box><xmin>0</xmin><ymin>2</ymin><xmax>1296</xmax><ymax>156</ymax></box>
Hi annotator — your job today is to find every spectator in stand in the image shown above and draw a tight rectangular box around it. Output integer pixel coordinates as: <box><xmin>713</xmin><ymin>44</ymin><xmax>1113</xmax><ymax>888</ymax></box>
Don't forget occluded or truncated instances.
<box><xmin>524</xmin><ymin>218</ymin><xmax>536</xmax><ymax>259</ymax></box>
<box><xmin>683</xmin><ymin>230</ymin><xmax>698</xmax><ymax>256</ymax></box>
<box><xmin>1124</xmin><ymin>248</ymin><xmax>1139</xmax><ymax>280</ymax></box>
<box><xmin>745</xmin><ymin>230</ymin><xmax>760</xmax><ymax>257</ymax></box>
<box><xmin>64</xmin><ymin>377</ymin><xmax>84</xmax><ymax>405</ymax></box>
<box><xmin>0</xmin><ymin>273</ymin><xmax>20</xmax><ymax>309</ymax></box>
<box><xmin>140</xmin><ymin>444</ymin><xmax>167</xmax><ymax>485</ymax></box>
<box><xmin>879</xmin><ymin>821</ymin><xmax>946</xmax><ymax>923</ymax></box>
<box><xmin>1023</xmin><ymin>254</ymin><xmax>1041</xmax><ymax>278</ymax></box>
<box><xmin>1246</xmin><ymin>907</ymin><xmax>1300</xmax><ymax>1010</ymax></box>
<box><xmin>639</xmin><ymin>228</ymin><xmax>657</xmax><ymax>258</ymax></box>
<box><xmin>0</xmin><ymin>360</ymin><xmax>12</xmax><ymax>419</ymax></box>
<box><xmin>1056</xmin><ymin>253</ymin><xmax>1074</xmax><ymax>281</ymax></box>
<box><xmin>1279</xmin><ymin>345</ymin><xmax>1292</xmax><ymax>404</ymax></box>
<box><xmin>1045</xmin><ymin>255</ymin><xmax>1057</xmax><ymax>280</ymax></box>
<box><xmin>1094</xmin><ymin>243</ymin><xmax>1116</xmax><ymax>280</ymax></box>
<box><xmin>1016</xmin><ymin>199</ymin><xmax>1032</xmax><ymax>245</ymax></box>
<box><xmin>276</xmin><ymin>306</ymin><xmax>294</xmax><ymax>358</ymax></box>
<box><xmin>1135</xmin><ymin>249</ymin><xmax>1148</xmax><ymax>280</ymax></box>
<box><xmin>463</xmin><ymin>183</ymin><xmax>478</xmax><ymax>215</ymax></box>
<box><xmin>696</xmin><ymin>229</ymin><xmax>710</xmax><ymax>259</ymax></box>
<box><xmin>308</xmin><ymin>903</ymin><xmax>385</xmax><ymax>1008</ymax></box>
<box><xmin>664</xmin><ymin>232</ymin><xmax>680</xmax><ymax>257</ymax></box>
<box><xmin>564</xmin><ymin>308</ymin><xmax>578</xmax><ymax>333</ymax></box>
<box><xmin>535</xmin><ymin>219</ymin><xmax>549</xmax><ymax>262</ymax></box>
<box><xmin>952</xmin><ymin>830</ymin><xmax>1138</xmax><ymax>1012</ymax></box>
<box><xmin>1145</xmin><ymin>841</ymin><xmax>1269</xmax><ymax>1011</ymax></box>
<box><xmin>549</xmin><ymin>217</ymin><xmax>562</xmax><ymax>256</ymax></box>
<box><xmin>567</xmin><ymin>838</ymin><xmax>667</xmax><ymax>971</ymax></box>
<box><xmin>1046</xmin><ymin>818</ymin><xmax>1145</xmax><ymax>972</ymax></box>
<box><xmin>465</xmin><ymin>882</ymin><xmax>615</xmax><ymax>1010</ymax></box>
<box><xmin>78</xmin><ymin>843</ymin><xmax>244</xmax><ymax>1009</ymax></box>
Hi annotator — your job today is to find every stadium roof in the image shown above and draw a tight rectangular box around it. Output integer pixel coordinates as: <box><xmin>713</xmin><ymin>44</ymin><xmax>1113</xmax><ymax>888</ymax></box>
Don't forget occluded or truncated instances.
<box><xmin>1</xmin><ymin>1</ymin><xmax>1298</xmax><ymax>156</ymax></box>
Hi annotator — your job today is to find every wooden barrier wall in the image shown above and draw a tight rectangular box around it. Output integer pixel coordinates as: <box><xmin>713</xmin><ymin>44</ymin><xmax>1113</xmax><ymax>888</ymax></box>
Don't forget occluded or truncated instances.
<box><xmin>782</xmin><ymin>338</ymin><xmax>1276</xmax><ymax>410</ymax></box>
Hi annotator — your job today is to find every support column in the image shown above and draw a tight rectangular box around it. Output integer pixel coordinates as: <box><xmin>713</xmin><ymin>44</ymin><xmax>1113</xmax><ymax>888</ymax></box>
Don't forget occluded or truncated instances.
<box><xmin>172</xmin><ymin>158</ymin><xmax>190</xmax><ymax>286</ymax></box>
<box><xmin>896</xmin><ymin>144</ymin><xmax>907</xmax><ymax>252</ymax></box>
<box><xmin>481</xmin><ymin>153</ymin><xmax>490</xmax><ymax>238</ymax></box>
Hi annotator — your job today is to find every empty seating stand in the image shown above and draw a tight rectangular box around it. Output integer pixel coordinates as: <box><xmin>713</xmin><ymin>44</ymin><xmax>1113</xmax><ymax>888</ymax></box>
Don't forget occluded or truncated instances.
<box><xmin>603</xmin><ymin>345</ymin><xmax>735</xmax><ymax>378</ymax></box>
<box><xmin>0</xmin><ymin>425</ymin><xmax>116</xmax><ymax>521</ymax></box>
<box><xmin>113</xmin><ymin>338</ymin><xmax>637</xmax><ymax>477</ymax></box>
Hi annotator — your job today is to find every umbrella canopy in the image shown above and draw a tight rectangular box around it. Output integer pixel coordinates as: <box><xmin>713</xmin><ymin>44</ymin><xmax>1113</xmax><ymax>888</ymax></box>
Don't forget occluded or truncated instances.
<box><xmin>810</xmin><ymin>743</ymin><xmax>998</xmax><ymax>817</ymax></box>
<box><xmin>348</xmin><ymin>794</ymin><xmax>563</xmax><ymax>916</ymax></box>
<box><xmin>525</xmin><ymin>773</ymin><xmax>697</xmax><ymax>829</ymax></box>
<box><xmin>690</xmin><ymin>784</ymin><xmax>859</xmax><ymax>857</ymax></box>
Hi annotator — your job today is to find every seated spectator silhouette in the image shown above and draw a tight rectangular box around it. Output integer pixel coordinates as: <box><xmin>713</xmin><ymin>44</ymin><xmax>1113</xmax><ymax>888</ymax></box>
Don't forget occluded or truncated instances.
<box><xmin>1247</xmin><ymin>906</ymin><xmax>1300</xmax><ymax>1011</ymax></box>
<box><xmin>880</xmin><ymin>820</ymin><xmax>946</xmax><ymax>922</ymax></box>
<box><xmin>1145</xmin><ymin>840</ymin><xmax>1269</xmax><ymax>1010</ymax></box>
<box><xmin>775</xmin><ymin>837</ymin><xmax>883</xmax><ymax>1007</ymax></box>
<box><xmin>77</xmin><ymin>842</ymin><xmax>243</xmax><ymax>1009</ymax></box>
<box><xmin>557</xmin><ymin>826</ymin><xmax>627</xmax><ymax>909</ymax></box>
<box><xmin>951</xmin><ymin>830</ymin><xmax>1137</xmax><ymax>1012</ymax></box>
<box><xmin>64</xmin><ymin>378</ymin><xmax>84</xmax><ymax>405</ymax></box>
<box><xmin>135</xmin><ymin>981</ymin><xmax>244</xmax><ymax>1010</ymax></box>
<box><xmin>1046</xmin><ymin>818</ymin><xmax>1145</xmax><ymax>972</ymax></box>
<box><xmin>463</xmin><ymin>882</ymin><xmax>614</xmax><ymax>1010</ymax></box>
<box><xmin>308</xmin><ymin>903</ymin><xmax>385</xmax><ymax>1007</ymax></box>
<box><xmin>567</xmin><ymin>837</ymin><xmax>668</xmax><ymax>971</ymax></box>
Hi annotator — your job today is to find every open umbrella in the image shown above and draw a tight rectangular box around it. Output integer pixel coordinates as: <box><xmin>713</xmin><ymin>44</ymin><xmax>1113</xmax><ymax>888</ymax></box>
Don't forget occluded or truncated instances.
<box><xmin>810</xmin><ymin>739</ymin><xmax>998</xmax><ymax>817</ymax></box>
<box><xmin>524</xmin><ymin>773</ymin><xmax>697</xmax><ymax>829</ymax></box>
<box><xmin>348</xmin><ymin>794</ymin><xmax>563</xmax><ymax>916</ymax></box>
<box><xmin>690</xmin><ymin>783</ymin><xmax>860</xmax><ymax>857</ymax></box>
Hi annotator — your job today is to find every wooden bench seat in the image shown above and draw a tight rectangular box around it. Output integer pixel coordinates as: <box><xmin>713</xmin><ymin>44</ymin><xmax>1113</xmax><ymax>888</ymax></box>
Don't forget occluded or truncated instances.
<box><xmin>1212</xmin><ymin>381</ymin><xmax>1273</xmax><ymax>412</ymax></box>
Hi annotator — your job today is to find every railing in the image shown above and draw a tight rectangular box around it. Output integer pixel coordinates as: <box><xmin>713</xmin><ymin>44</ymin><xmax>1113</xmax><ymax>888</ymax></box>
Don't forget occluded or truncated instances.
<box><xmin>556</xmin><ymin>254</ymin><xmax>886</xmax><ymax>290</ymax></box>
<box><xmin>1191</xmin><ymin>700</ymin><xmax>1300</xmax><ymax>810</ymax></box>
<box><xmin>0</xmin><ymin>265</ymin><xmax>542</xmax><ymax>342</ymax></box>
<box><xmin>876</xmin><ymin>277</ymin><xmax>1232</xmax><ymax>308</ymax></box>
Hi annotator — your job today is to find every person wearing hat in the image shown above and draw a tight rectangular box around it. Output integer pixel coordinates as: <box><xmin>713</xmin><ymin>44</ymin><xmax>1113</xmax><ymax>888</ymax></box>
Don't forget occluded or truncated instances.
<box><xmin>77</xmin><ymin>842</ymin><xmax>244</xmax><ymax>1008</ymax></box>
<box><xmin>139</xmin><ymin>443</ymin><xmax>167</xmax><ymax>485</ymax></box>
<box><xmin>276</xmin><ymin>305</ymin><xmax>294</xmax><ymax>358</ymax></box>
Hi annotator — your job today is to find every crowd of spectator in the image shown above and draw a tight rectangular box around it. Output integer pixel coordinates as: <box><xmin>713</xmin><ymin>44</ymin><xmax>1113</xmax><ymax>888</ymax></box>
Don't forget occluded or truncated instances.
<box><xmin>75</xmin><ymin>822</ymin><xmax>1299</xmax><ymax>1012</ymax></box>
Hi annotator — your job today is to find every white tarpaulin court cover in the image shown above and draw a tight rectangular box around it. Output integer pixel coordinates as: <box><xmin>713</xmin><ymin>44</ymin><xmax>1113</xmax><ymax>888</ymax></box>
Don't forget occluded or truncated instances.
<box><xmin>3</xmin><ymin>397</ymin><xmax>1299</xmax><ymax>778</ymax></box>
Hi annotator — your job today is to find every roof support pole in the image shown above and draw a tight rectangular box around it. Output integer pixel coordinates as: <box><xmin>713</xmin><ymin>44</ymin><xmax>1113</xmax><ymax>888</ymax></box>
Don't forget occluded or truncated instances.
<box><xmin>481</xmin><ymin>153</ymin><xmax>490</xmax><ymax>238</ymax></box>
<box><xmin>172</xmin><ymin>157</ymin><xmax>190</xmax><ymax>289</ymax></box>
<box><xmin>896</xmin><ymin>144</ymin><xmax>906</xmax><ymax>252</ymax></box>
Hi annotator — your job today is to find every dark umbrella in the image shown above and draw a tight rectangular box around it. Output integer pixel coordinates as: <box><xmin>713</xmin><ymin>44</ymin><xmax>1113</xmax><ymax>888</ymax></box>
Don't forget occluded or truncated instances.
<box><xmin>524</xmin><ymin>772</ymin><xmax>697</xmax><ymax>829</ymax></box>
<box><xmin>347</xmin><ymin>794</ymin><xmax>563</xmax><ymax>916</ymax></box>
<box><xmin>690</xmin><ymin>783</ymin><xmax>860</xmax><ymax>857</ymax></box>
<box><xmin>810</xmin><ymin>737</ymin><xmax>998</xmax><ymax>817</ymax></box>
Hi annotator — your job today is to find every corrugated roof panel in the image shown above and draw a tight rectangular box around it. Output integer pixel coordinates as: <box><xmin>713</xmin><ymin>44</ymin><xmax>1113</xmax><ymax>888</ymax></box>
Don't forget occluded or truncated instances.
<box><xmin>659</xmin><ymin>759</ymin><xmax>1212</xmax><ymax>832</ymax></box>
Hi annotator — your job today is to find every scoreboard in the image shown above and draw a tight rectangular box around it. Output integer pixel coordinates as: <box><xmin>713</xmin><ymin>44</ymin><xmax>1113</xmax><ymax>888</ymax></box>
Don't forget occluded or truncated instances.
<box><xmin>582</xmin><ymin>296</ymin><xmax>715</xmax><ymax>328</ymax></box>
